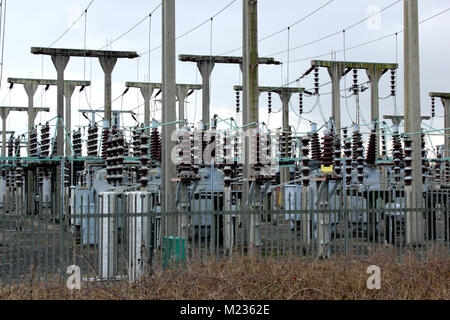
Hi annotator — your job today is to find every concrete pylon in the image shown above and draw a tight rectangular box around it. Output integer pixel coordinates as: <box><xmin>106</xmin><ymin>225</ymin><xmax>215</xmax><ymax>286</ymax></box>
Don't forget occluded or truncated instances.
<box><xmin>404</xmin><ymin>0</ymin><xmax>424</xmax><ymax>245</ymax></box>
<box><xmin>440</xmin><ymin>98</ymin><xmax>450</xmax><ymax>160</ymax></box>
<box><xmin>23</xmin><ymin>83</ymin><xmax>38</xmax><ymax>154</ymax></box>
<box><xmin>139</xmin><ymin>86</ymin><xmax>155</xmax><ymax>134</ymax></box>
<box><xmin>64</xmin><ymin>83</ymin><xmax>76</xmax><ymax>156</ymax></box>
<box><xmin>176</xmin><ymin>85</ymin><xmax>190</xmax><ymax>129</ymax></box>
<box><xmin>99</xmin><ymin>57</ymin><xmax>118</xmax><ymax>127</ymax></box>
<box><xmin>328</xmin><ymin>64</ymin><xmax>345</xmax><ymax>138</ymax></box>
<box><xmin>51</xmin><ymin>55</ymin><xmax>70</xmax><ymax>217</ymax></box>
<box><xmin>162</xmin><ymin>0</ymin><xmax>178</xmax><ymax>236</ymax></box>
<box><xmin>366</xmin><ymin>65</ymin><xmax>384</xmax><ymax>157</ymax></box>
<box><xmin>197</xmin><ymin>61</ymin><xmax>215</xmax><ymax>129</ymax></box>
<box><xmin>0</xmin><ymin>109</ymin><xmax>9</xmax><ymax>157</ymax></box>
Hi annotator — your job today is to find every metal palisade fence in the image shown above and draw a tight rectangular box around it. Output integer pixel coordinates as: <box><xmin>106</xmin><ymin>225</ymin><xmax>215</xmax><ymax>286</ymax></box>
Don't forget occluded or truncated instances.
<box><xmin>0</xmin><ymin>188</ymin><xmax>449</xmax><ymax>286</ymax></box>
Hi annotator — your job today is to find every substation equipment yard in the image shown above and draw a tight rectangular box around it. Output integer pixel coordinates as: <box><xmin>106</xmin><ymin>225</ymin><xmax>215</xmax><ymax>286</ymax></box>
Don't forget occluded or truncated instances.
<box><xmin>0</xmin><ymin>2</ymin><xmax>449</xmax><ymax>285</ymax></box>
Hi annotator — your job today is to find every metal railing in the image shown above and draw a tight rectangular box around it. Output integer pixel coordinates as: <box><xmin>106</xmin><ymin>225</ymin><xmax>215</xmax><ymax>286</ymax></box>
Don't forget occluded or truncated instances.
<box><xmin>0</xmin><ymin>189</ymin><xmax>449</xmax><ymax>286</ymax></box>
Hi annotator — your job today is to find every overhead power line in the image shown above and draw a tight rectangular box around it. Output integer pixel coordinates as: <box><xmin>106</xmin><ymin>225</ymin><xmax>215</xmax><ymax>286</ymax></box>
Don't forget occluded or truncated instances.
<box><xmin>266</xmin><ymin>0</ymin><xmax>401</xmax><ymax>57</ymax></box>
<box><xmin>99</xmin><ymin>2</ymin><xmax>162</xmax><ymax>50</ymax></box>
<box><xmin>219</xmin><ymin>0</ymin><xmax>336</xmax><ymax>56</ymax></box>
<box><xmin>139</xmin><ymin>0</ymin><xmax>238</xmax><ymax>56</ymax></box>
<box><xmin>285</xmin><ymin>6</ymin><xmax>450</xmax><ymax>64</ymax></box>
<box><xmin>48</xmin><ymin>0</ymin><xmax>95</xmax><ymax>48</ymax></box>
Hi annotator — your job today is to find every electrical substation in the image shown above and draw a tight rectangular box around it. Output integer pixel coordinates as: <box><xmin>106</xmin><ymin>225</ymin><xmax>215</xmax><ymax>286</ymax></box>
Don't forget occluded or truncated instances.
<box><xmin>0</xmin><ymin>0</ymin><xmax>449</xmax><ymax>283</ymax></box>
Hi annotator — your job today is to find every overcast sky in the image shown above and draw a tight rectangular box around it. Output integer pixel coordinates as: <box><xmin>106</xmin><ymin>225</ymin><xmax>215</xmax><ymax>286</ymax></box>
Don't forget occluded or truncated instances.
<box><xmin>0</xmin><ymin>0</ymin><xmax>449</xmax><ymax>152</ymax></box>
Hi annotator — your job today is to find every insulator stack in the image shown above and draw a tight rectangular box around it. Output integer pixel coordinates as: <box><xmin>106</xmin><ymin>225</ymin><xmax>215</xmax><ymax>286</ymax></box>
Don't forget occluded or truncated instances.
<box><xmin>299</xmin><ymin>93</ymin><xmax>303</xmax><ymax>115</ymax></box>
<box><xmin>280</xmin><ymin>130</ymin><xmax>293</xmax><ymax>166</ymax></box>
<box><xmin>301</xmin><ymin>136</ymin><xmax>310</xmax><ymax>187</ymax></box>
<box><xmin>321</xmin><ymin>128</ymin><xmax>334</xmax><ymax>168</ymax></box>
<box><xmin>252</xmin><ymin>130</ymin><xmax>272</xmax><ymax>181</ymax></box>
<box><xmin>223</xmin><ymin>133</ymin><xmax>233</xmax><ymax>187</ymax></box>
<box><xmin>105</xmin><ymin>126</ymin><xmax>125</xmax><ymax>186</ymax></box>
<box><xmin>14</xmin><ymin>137</ymin><xmax>21</xmax><ymax>157</ymax></box>
<box><xmin>72</xmin><ymin>129</ymin><xmax>82</xmax><ymax>157</ymax></box>
<box><xmin>64</xmin><ymin>162</ymin><xmax>71</xmax><ymax>187</ymax></box>
<box><xmin>352</xmin><ymin>126</ymin><xmax>362</xmax><ymax>162</ymax></box>
<box><xmin>431</xmin><ymin>97</ymin><xmax>435</xmax><ymax>118</ymax></box>
<box><xmin>15</xmin><ymin>166</ymin><xmax>24</xmax><ymax>189</ymax></box>
<box><xmin>403</xmin><ymin>136</ymin><xmax>413</xmax><ymax>186</ymax></box>
<box><xmin>268</xmin><ymin>92</ymin><xmax>272</xmax><ymax>114</ymax></box>
<box><xmin>421</xmin><ymin>132</ymin><xmax>428</xmax><ymax>184</ymax></box>
<box><xmin>344</xmin><ymin>129</ymin><xmax>353</xmax><ymax>186</ymax></box>
<box><xmin>435</xmin><ymin>147</ymin><xmax>442</xmax><ymax>184</ymax></box>
<box><xmin>50</xmin><ymin>137</ymin><xmax>57</xmax><ymax>157</ymax></box>
<box><xmin>352</xmin><ymin>69</ymin><xmax>359</xmax><ymax>95</ymax></box>
<box><xmin>381</xmin><ymin>123</ymin><xmax>387</xmax><ymax>159</ymax></box>
<box><xmin>7</xmin><ymin>137</ymin><xmax>14</xmax><ymax>188</ymax></box>
<box><xmin>352</xmin><ymin>127</ymin><xmax>365</xmax><ymax>184</ymax></box>
<box><xmin>38</xmin><ymin>169</ymin><xmax>43</xmax><ymax>187</ymax></box>
<box><xmin>40</xmin><ymin>123</ymin><xmax>50</xmax><ymax>158</ymax></box>
<box><xmin>115</xmin><ymin>130</ymin><xmax>125</xmax><ymax>185</ymax></box>
<box><xmin>14</xmin><ymin>137</ymin><xmax>23</xmax><ymax>190</ymax></box>
<box><xmin>236</xmin><ymin>90</ymin><xmax>240</xmax><ymax>114</ymax></box>
<box><xmin>101</xmin><ymin>126</ymin><xmax>110</xmax><ymax>160</ymax></box>
<box><xmin>87</xmin><ymin>124</ymin><xmax>99</xmax><ymax>157</ymax></box>
<box><xmin>333</xmin><ymin>136</ymin><xmax>342</xmax><ymax>176</ymax></box>
<box><xmin>191</xmin><ymin>130</ymin><xmax>199</xmax><ymax>175</ymax></box>
<box><xmin>139</xmin><ymin>133</ymin><xmax>149</xmax><ymax>188</ymax></box>
<box><xmin>234</xmin><ymin>132</ymin><xmax>243</xmax><ymax>178</ymax></box>
<box><xmin>123</xmin><ymin>140</ymin><xmax>129</xmax><ymax>158</ymax></box>
<box><xmin>390</xmin><ymin>69</ymin><xmax>396</xmax><ymax>96</ymax></box>
<box><xmin>392</xmin><ymin>133</ymin><xmax>404</xmax><ymax>163</ymax></box>
<box><xmin>314</xmin><ymin>67</ymin><xmax>320</xmax><ymax>94</ymax></box>
<box><xmin>310</xmin><ymin>124</ymin><xmax>321</xmax><ymax>162</ymax></box>
<box><xmin>150</xmin><ymin>125</ymin><xmax>161</xmax><ymax>164</ymax></box>
<box><xmin>366</xmin><ymin>122</ymin><xmax>377</xmax><ymax>165</ymax></box>
<box><xmin>29</xmin><ymin>128</ymin><xmax>38</xmax><ymax>157</ymax></box>
<box><xmin>446</xmin><ymin>160</ymin><xmax>450</xmax><ymax>184</ymax></box>
<box><xmin>106</xmin><ymin>127</ymin><xmax>116</xmax><ymax>185</ymax></box>
<box><xmin>132</xmin><ymin>125</ymin><xmax>142</xmax><ymax>158</ymax></box>
<box><xmin>8</xmin><ymin>136</ymin><xmax>14</xmax><ymax>157</ymax></box>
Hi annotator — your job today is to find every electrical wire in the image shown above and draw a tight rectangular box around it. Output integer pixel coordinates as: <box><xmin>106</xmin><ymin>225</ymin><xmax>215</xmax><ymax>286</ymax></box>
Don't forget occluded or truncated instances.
<box><xmin>266</xmin><ymin>0</ymin><xmax>401</xmax><ymax>57</ymax></box>
<box><xmin>98</xmin><ymin>2</ymin><xmax>161</xmax><ymax>50</ymax></box>
<box><xmin>286</xmin><ymin>7</ymin><xmax>450</xmax><ymax>64</ymax></box>
<box><xmin>140</xmin><ymin>0</ymin><xmax>237</xmax><ymax>56</ymax></box>
<box><xmin>219</xmin><ymin>0</ymin><xmax>336</xmax><ymax>56</ymax></box>
<box><xmin>48</xmin><ymin>0</ymin><xmax>95</xmax><ymax>48</ymax></box>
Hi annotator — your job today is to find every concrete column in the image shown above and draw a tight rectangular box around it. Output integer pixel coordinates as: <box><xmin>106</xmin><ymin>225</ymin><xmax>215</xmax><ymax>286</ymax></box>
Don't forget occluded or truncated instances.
<box><xmin>327</xmin><ymin>64</ymin><xmax>345</xmax><ymax>138</ymax></box>
<box><xmin>404</xmin><ymin>0</ymin><xmax>424</xmax><ymax>245</ymax></box>
<box><xmin>442</xmin><ymin>98</ymin><xmax>450</xmax><ymax>160</ymax></box>
<box><xmin>64</xmin><ymin>83</ymin><xmax>76</xmax><ymax>156</ymax></box>
<box><xmin>366</xmin><ymin>66</ymin><xmax>384</xmax><ymax>157</ymax></box>
<box><xmin>23</xmin><ymin>83</ymin><xmax>38</xmax><ymax>155</ymax></box>
<box><xmin>140</xmin><ymin>86</ymin><xmax>154</xmax><ymax>135</ymax></box>
<box><xmin>176</xmin><ymin>85</ymin><xmax>190</xmax><ymax>129</ymax></box>
<box><xmin>243</xmin><ymin>0</ymin><xmax>260</xmax><ymax>253</ymax></box>
<box><xmin>51</xmin><ymin>55</ymin><xmax>70</xmax><ymax>217</ymax></box>
<box><xmin>0</xmin><ymin>109</ymin><xmax>9</xmax><ymax>157</ymax></box>
<box><xmin>197</xmin><ymin>61</ymin><xmax>215</xmax><ymax>129</ymax></box>
<box><xmin>99</xmin><ymin>57</ymin><xmax>118</xmax><ymax>127</ymax></box>
<box><xmin>162</xmin><ymin>0</ymin><xmax>178</xmax><ymax>225</ymax></box>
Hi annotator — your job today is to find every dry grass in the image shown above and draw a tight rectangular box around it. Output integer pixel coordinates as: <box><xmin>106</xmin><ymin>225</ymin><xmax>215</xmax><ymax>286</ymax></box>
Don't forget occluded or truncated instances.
<box><xmin>1</xmin><ymin>248</ymin><xmax>449</xmax><ymax>300</ymax></box>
